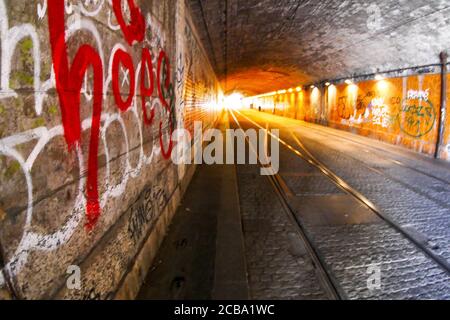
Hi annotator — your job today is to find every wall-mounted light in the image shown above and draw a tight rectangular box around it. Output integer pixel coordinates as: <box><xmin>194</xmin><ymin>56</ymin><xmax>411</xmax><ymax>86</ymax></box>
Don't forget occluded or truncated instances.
<box><xmin>345</xmin><ymin>79</ymin><xmax>353</xmax><ymax>85</ymax></box>
<box><xmin>325</xmin><ymin>82</ymin><xmax>331</xmax><ymax>86</ymax></box>
<box><xmin>277</xmin><ymin>89</ymin><xmax>287</xmax><ymax>94</ymax></box>
<box><xmin>310</xmin><ymin>85</ymin><xmax>316</xmax><ymax>89</ymax></box>
<box><xmin>288</xmin><ymin>88</ymin><xmax>294</xmax><ymax>93</ymax></box>
<box><xmin>296</xmin><ymin>86</ymin><xmax>302</xmax><ymax>92</ymax></box>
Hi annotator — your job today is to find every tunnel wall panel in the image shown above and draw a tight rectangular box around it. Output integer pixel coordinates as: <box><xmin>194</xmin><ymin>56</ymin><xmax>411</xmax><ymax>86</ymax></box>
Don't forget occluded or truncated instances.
<box><xmin>443</xmin><ymin>74</ymin><xmax>450</xmax><ymax>159</ymax></box>
<box><xmin>0</xmin><ymin>0</ymin><xmax>221</xmax><ymax>299</ymax></box>
<box><xmin>248</xmin><ymin>73</ymin><xmax>449</xmax><ymax>160</ymax></box>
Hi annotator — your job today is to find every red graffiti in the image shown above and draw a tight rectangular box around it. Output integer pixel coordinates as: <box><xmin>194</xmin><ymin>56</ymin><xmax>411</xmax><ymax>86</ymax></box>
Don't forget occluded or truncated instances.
<box><xmin>140</xmin><ymin>48</ymin><xmax>155</xmax><ymax>125</ymax></box>
<box><xmin>48</xmin><ymin>0</ymin><xmax>104</xmax><ymax>230</ymax></box>
<box><xmin>112</xmin><ymin>0</ymin><xmax>145</xmax><ymax>46</ymax></box>
<box><xmin>157</xmin><ymin>51</ymin><xmax>171</xmax><ymax>112</ymax></box>
<box><xmin>112</xmin><ymin>48</ymin><xmax>135</xmax><ymax>112</ymax></box>
<box><xmin>157</xmin><ymin>51</ymin><xmax>174</xmax><ymax>159</ymax></box>
<box><xmin>48</xmin><ymin>0</ymin><xmax>174</xmax><ymax>230</ymax></box>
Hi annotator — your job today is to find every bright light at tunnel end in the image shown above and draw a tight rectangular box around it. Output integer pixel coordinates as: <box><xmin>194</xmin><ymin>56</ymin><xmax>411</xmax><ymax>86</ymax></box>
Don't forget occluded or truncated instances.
<box><xmin>225</xmin><ymin>93</ymin><xmax>244</xmax><ymax>109</ymax></box>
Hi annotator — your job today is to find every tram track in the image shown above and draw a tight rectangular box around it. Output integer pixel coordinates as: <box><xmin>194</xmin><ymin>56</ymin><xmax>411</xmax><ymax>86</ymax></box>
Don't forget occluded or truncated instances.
<box><xmin>289</xmin><ymin>119</ymin><xmax>450</xmax><ymax>186</ymax></box>
<box><xmin>231</xmin><ymin>109</ymin><xmax>450</xmax><ymax>278</ymax></box>
<box><xmin>229</xmin><ymin>109</ymin><xmax>345</xmax><ymax>300</ymax></box>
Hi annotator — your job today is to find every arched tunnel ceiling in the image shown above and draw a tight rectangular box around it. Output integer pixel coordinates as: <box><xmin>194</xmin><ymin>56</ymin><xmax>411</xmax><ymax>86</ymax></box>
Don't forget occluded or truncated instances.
<box><xmin>187</xmin><ymin>0</ymin><xmax>450</xmax><ymax>96</ymax></box>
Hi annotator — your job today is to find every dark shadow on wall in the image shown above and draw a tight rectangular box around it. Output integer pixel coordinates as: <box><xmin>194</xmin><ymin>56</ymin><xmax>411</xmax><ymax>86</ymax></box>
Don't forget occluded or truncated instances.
<box><xmin>137</xmin><ymin>166</ymin><xmax>220</xmax><ymax>299</ymax></box>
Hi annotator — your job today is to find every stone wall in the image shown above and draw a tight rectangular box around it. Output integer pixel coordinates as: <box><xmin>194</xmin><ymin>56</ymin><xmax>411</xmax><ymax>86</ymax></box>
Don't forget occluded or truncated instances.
<box><xmin>0</xmin><ymin>0</ymin><xmax>221</xmax><ymax>299</ymax></box>
<box><xmin>188</xmin><ymin>1</ymin><xmax>450</xmax><ymax>96</ymax></box>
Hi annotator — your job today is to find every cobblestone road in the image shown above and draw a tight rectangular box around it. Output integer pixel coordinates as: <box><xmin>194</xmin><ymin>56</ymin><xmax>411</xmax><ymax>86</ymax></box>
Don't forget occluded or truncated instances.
<box><xmin>232</xmin><ymin>110</ymin><xmax>450</xmax><ymax>300</ymax></box>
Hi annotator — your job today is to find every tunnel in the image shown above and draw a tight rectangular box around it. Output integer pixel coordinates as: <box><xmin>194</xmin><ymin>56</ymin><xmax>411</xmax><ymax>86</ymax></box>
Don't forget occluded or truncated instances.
<box><xmin>0</xmin><ymin>0</ymin><xmax>449</xmax><ymax>305</ymax></box>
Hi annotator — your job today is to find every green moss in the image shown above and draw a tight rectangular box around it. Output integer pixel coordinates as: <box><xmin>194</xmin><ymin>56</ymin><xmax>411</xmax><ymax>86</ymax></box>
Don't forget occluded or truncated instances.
<box><xmin>21</xmin><ymin>38</ymin><xmax>33</xmax><ymax>53</ymax></box>
<box><xmin>19</xmin><ymin>72</ymin><xmax>34</xmax><ymax>86</ymax></box>
<box><xmin>41</xmin><ymin>60</ymin><xmax>51</xmax><ymax>81</ymax></box>
<box><xmin>49</xmin><ymin>105</ymin><xmax>58</xmax><ymax>115</ymax></box>
<box><xmin>11</xmin><ymin>71</ymin><xmax>34</xmax><ymax>87</ymax></box>
<box><xmin>33</xmin><ymin>117</ymin><xmax>46</xmax><ymax>128</ymax></box>
<box><xmin>14</xmin><ymin>99</ymin><xmax>22</xmax><ymax>108</ymax></box>
<box><xmin>5</xmin><ymin>161</ymin><xmax>21</xmax><ymax>180</ymax></box>
<box><xmin>20</xmin><ymin>38</ymin><xmax>34</xmax><ymax>65</ymax></box>
<box><xmin>0</xmin><ymin>104</ymin><xmax>4</xmax><ymax>114</ymax></box>
<box><xmin>7</xmin><ymin>38</ymin><xmax>36</xmax><ymax>89</ymax></box>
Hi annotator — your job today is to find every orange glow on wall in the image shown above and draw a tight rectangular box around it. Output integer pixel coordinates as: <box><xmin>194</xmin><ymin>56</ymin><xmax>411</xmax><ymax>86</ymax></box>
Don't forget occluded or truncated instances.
<box><xmin>443</xmin><ymin>74</ymin><xmax>450</xmax><ymax>159</ymax></box>
<box><xmin>249</xmin><ymin>73</ymin><xmax>448</xmax><ymax>159</ymax></box>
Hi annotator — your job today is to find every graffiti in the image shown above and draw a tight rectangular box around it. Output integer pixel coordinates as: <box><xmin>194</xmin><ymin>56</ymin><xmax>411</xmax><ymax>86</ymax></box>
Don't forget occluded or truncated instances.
<box><xmin>48</xmin><ymin>0</ymin><xmax>105</xmax><ymax>228</ymax></box>
<box><xmin>112</xmin><ymin>0</ymin><xmax>144</xmax><ymax>45</ymax></box>
<box><xmin>370</xmin><ymin>98</ymin><xmax>390</xmax><ymax>128</ymax></box>
<box><xmin>147</xmin><ymin>12</ymin><xmax>166</xmax><ymax>51</ymax></box>
<box><xmin>356</xmin><ymin>91</ymin><xmax>375</xmax><ymax>117</ymax></box>
<box><xmin>128</xmin><ymin>186</ymin><xmax>167</xmax><ymax>244</ymax></box>
<box><xmin>390</xmin><ymin>96</ymin><xmax>402</xmax><ymax>105</ymax></box>
<box><xmin>38</xmin><ymin>1</ymin><xmax>113</xmax><ymax>22</ymax></box>
<box><xmin>48</xmin><ymin>0</ymin><xmax>175</xmax><ymax>229</ymax></box>
<box><xmin>247</xmin><ymin>75</ymin><xmax>444</xmax><ymax>158</ymax></box>
<box><xmin>336</xmin><ymin>89</ymin><xmax>403</xmax><ymax>129</ymax></box>
<box><xmin>0</xmin><ymin>0</ymin><xmax>177</xmax><ymax>289</ymax></box>
<box><xmin>399</xmin><ymin>99</ymin><xmax>436</xmax><ymax>137</ymax></box>
<box><xmin>337</xmin><ymin>96</ymin><xmax>352</xmax><ymax>120</ymax></box>
<box><xmin>407</xmin><ymin>89</ymin><xmax>430</xmax><ymax>101</ymax></box>
<box><xmin>400</xmin><ymin>85</ymin><xmax>435</xmax><ymax>138</ymax></box>
<box><xmin>337</xmin><ymin>90</ymin><xmax>373</xmax><ymax>123</ymax></box>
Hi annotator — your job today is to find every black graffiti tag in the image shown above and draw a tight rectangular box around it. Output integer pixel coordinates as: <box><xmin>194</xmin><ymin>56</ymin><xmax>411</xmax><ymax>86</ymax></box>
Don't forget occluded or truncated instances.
<box><xmin>127</xmin><ymin>186</ymin><xmax>168</xmax><ymax>244</ymax></box>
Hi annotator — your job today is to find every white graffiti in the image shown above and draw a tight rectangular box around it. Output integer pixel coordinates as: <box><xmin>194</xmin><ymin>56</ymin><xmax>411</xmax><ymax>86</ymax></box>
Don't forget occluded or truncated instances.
<box><xmin>37</xmin><ymin>1</ymin><xmax>48</xmax><ymax>20</ymax></box>
<box><xmin>146</xmin><ymin>13</ymin><xmax>166</xmax><ymax>52</ymax></box>
<box><xmin>38</xmin><ymin>0</ymin><xmax>117</xmax><ymax>30</ymax></box>
<box><xmin>0</xmin><ymin>0</ymin><xmax>170</xmax><ymax>288</ymax></box>
<box><xmin>370</xmin><ymin>98</ymin><xmax>390</xmax><ymax>128</ymax></box>
<box><xmin>407</xmin><ymin>89</ymin><xmax>430</xmax><ymax>101</ymax></box>
<box><xmin>1</xmin><ymin>0</ymin><xmax>48</xmax><ymax>115</ymax></box>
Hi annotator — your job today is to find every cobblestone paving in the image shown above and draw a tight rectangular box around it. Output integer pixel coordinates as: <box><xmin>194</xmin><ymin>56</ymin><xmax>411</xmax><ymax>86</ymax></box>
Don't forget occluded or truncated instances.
<box><xmin>235</xmin><ymin>110</ymin><xmax>450</xmax><ymax>300</ymax></box>
<box><xmin>292</xmin><ymin>131</ymin><xmax>450</xmax><ymax>263</ymax></box>
<box><xmin>248</xmin><ymin>112</ymin><xmax>450</xmax><ymax>263</ymax></box>
<box><xmin>301</xmin><ymin>129</ymin><xmax>450</xmax><ymax>205</ymax></box>
<box><xmin>306</xmin><ymin>223</ymin><xmax>450</xmax><ymax>299</ymax></box>
<box><xmin>235</xmin><ymin>163</ymin><xmax>329</xmax><ymax>300</ymax></box>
